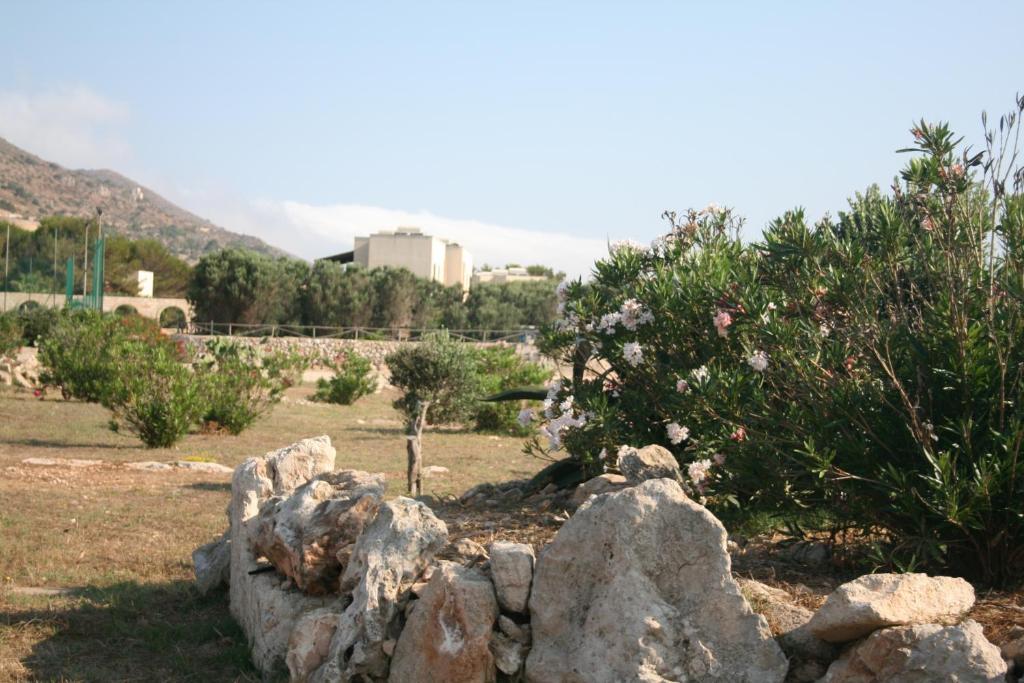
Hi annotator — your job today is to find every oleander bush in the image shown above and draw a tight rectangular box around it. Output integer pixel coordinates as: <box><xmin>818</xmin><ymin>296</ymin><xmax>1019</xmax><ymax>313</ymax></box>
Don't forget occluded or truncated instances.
<box><xmin>0</xmin><ymin>313</ymin><xmax>22</xmax><ymax>359</ymax></box>
<box><xmin>471</xmin><ymin>345</ymin><xmax>549</xmax><ymax>433</ymax></box>
<box><xmin>312</xmin><ymin>351</ymin><xmax>377</xmax><ymax>405</ymax></box>
<box><xmin>194</xmin><ymin>337</ymin><xmax>306</xmax><ymax>434</ymax></box>
<box><xmin>537</xmin><ymin>103</ymin><xmax>1024</xmax><ymax>585</ymax></box>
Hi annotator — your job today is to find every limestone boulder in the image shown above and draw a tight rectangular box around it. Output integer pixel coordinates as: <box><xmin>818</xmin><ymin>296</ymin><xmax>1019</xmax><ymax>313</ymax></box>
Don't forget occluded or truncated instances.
<box><xmin>615</xmin><ymin>444</ymin><xmax>682</xmax><ymax>484</ymax></box>
<box><xmin>526</xmin><ymin>478</ymin><xmax>788</xmax><ymax>683</ymax></box>
<box><xmin>569</xmin><ymin>473</ymin><xmax>628</xmax><ymax>507</ymax></box>
<box><xmin>287</xmin><ymin>607</ymin><xmax>343</xmax><ymax>682</ymax></box>
<box><xmin>490</xmin><ymin>631</ymin><xmax>527</xmax><ymax>676</ymax></box>
<box><xmin>388</xmin><ymin>562</ymin><xmax>499</xmax><ymax>683</ymax></box>
<box><xmin>253</xmin><ymin>470</ymin><xmax>385</xmax><ymax>595</ymax></box>
<box><xmin>229</xmin><ymin>437</ymin><xmax>338</xmax><ymax>673</ymax></box>
<box><xmin>192</xmin><ymin>532</ymin><xmax>231</xmax><ymax>596</ymax></box>
<box><xmin>807</xmin><ymin>573</ymin><xmax>975</xmax><ymax>643</ymax></box>
<box><xmin>819</xmin><ymin>620</ymin><xmax>1006</xmax><ymax>682</ymax></box>
<box><xmin>310</xmin><ymin>497</ymin><xmax>448</xmax><ymax>682</ymax></box>
<box><xmin>488</xmin><ymin>541</ymin><xmax>535</xmax><ymax>614</ymax></box>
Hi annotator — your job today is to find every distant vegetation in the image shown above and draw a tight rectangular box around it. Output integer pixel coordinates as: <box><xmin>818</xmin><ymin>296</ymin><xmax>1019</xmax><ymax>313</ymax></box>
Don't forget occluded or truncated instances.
<box><xmin>187</xmin><ymin>249</ymin><xmax>562</xmax><ymax>329</ymax></box>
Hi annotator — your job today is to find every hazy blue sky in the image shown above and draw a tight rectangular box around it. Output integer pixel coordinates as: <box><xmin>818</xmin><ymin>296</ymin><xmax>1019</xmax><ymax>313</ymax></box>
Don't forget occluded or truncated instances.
<box><xmin>1</xmin><ymin>1</ymin><xmax>1021</xmax><ymax>274</ymax></box>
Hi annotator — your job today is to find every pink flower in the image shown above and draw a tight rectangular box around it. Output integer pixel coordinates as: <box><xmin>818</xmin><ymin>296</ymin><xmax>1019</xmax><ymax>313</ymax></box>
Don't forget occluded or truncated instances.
<box><xmin>713</xmin><ymin>310</ymin><xmax>732</xmax><ymax>338</ymax></box>
<box><xmin>730</xmin><ymin>427</ymin><xmax>747</xmax><ymax>442</ymax></box>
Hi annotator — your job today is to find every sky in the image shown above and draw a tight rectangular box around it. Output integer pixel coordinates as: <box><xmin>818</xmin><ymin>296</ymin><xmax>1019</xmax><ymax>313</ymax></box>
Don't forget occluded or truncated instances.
<box><xmin>1</xmin><ymin>1</ymin><xmax>1022</xmax><ymax>276</ymax></box>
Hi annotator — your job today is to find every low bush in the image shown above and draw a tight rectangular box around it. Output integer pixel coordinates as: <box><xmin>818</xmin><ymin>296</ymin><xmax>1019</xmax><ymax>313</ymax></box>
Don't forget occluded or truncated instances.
<box><xmin>312</xmin><ymin>351</ymin><xmax>376</xmax><ymax>405</ymax></box>
<box><xmin>17</xmin><ymin>306</ymin><xmax>59</xmax><ymax>346</ymax></box>
<box><xmin>103</xmin><ymin>339</ymin><xmax>204</xmax><ymax>448</ymax></box>
<box><xmin>471</xmin><ymin>345</ymin><xmax>549</xmax><ymax>433</ymax></box>
<box><xmin>0</xmin><ymin>313</ymin><xmax>22</xmax><ymax>358</ymax></box>
<box><xmin>194</xmin><ymin>338</ymin><xmax>306</xmax><ymax>434</ymax></box>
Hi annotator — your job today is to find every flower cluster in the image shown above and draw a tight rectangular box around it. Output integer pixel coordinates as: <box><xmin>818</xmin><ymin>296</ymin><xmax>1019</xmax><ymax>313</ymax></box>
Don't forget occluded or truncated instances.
<box><xmin>713</xmin><ymin>310</ymin><xmax>732</xmax><ymax>338</ymax></box>
<box><xmin>622</xmin><ymin>342</ymin><xmax>644</xmax><ymax>367</ymax></box>
<box><xmin>666</xmin><ymin>422</ymin><xmax>689</xmax><ymax>445</ymax></box>
<box><xmin>747</xmin><ymin>350</ymin><xmax>768</xmax><ymax>372</ymax></box>
<box><xmin>538</xmin><ymin>380</ymin><xmax>590</xmax><ymax>450</ymax></box>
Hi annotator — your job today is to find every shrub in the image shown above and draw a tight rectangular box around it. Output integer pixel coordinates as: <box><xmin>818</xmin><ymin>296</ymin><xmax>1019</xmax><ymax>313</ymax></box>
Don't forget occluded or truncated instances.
<box><xmin>15</xmin><ymin>306</ymin><xmax>58</xmax><ymax>346</ymax></box>
<box><xmin>312</xmin><ymin>351</ymin><xmax>376</xmax><ymax>405</ymax></box>
<box><xmin>386</xmin><ymin>332</ymin><xmax>481</xmax><ymax>426</ymax></box>
<box><xmin>0</xmin><ymin>313</ymin><xmax>22</xmax><ymax>359</ymax></box>
<box><xmin>103</xmin><ymin>338</ymin><xmax>205</xmax><ymax>448</ymax></box>
<box><xmin>470</xmin><ymin>345</ymin><xmax>549</xmax><ymax>433</ymax></box>
<box><xmin>539</xmin><ymin>104</ymin><xmax>1024</xmax><ymax>585</ymax></box>
<box><xmin>194</xmin><ymin>338</ymin><xmax>306</xmax><ymax>434</ymax></box>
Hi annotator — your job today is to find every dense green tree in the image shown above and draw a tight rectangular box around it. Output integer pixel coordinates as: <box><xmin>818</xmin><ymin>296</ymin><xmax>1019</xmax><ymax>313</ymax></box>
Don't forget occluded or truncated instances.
<box><xmin>187</xmin><ymin>248</ymin><xmax>308</xmax><ymax>324</ymax></box>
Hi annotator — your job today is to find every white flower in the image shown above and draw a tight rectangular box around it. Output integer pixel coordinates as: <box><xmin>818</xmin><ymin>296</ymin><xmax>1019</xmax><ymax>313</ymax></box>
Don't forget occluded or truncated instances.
<box><xmin>691</xmin><ymin>365</ymin><xmax>710</xmax><ymax>383</ymax></box>
<box><xmin>543</xmin><ymin>398</ymin><xmax>555</xmax><ymax>419</ymax></box>
<box><xmin>559</xmin><ymin>396</ymin><xmax>575</xmax><ymax>413</ymax></box>
<box><xmin>623</xmin><ymin>342</ymin><xmax>643</xmax><ymax>367</ymax></box>
<box><xmin>713</xmin><ymin>310</ymin><xmax>732</xmax><ymax>338</ymax></box>
<box><xmin>666</xmin><ymin>422</ymin><xmax>690</xmax><ymax>445</ymax></box>
<box><xmin>676</xmin><ymin>379</ymin><xmax>690</xmax><ymax>393</ymax></box>
<box><xmin>766</xmin><ymin>301</ymin><xmax>777</xmax><ymax>311</ymax></box>
<box><xmin>610</xmin><ymin>239</ymin><xmax>645</xmax><ymax>255</ymax></box>
<box><xmin>597</xmin><ymin>311</ymin><xmax>622</xmax><ymax>333</ymax></box>
<box><xmin>819</xmin><ymin>323</ymin><xmax>831</xmax><ymax>337</ymax></box>
<box><xmin>687</xmin><ymin>458</ymin><xmax>713</xmax><ymax>485</ymax></box>
<box><xmin>747</xmin><ymin>350</ymin><xmax>768</xmax><ymax>372</ymax></box>
<box><xmin>517</xmin><ymin>408</ymin><xmax>534</xmax><ymax>427</ymax></box>
<box><xmin>618</xmin><ymin>299</ymin><xmax>654</xmax><ymax>331</ymax></box>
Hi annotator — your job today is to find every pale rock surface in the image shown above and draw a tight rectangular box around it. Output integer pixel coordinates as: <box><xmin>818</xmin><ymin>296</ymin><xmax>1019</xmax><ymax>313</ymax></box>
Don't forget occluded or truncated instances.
<box><xmin>22</xmin><ymin>457</ymin><xmax>103</xmax><ymax>467</ymax></box>
<box><xmin>615</xmin><ymin>444</ymin><xmax>682</xmax><ymax>484</ymax></box>
<box><xmin>808</xmin><ymin>573</ymin><xmax>975</xmax><ymax>643</ymax></box>
<box><xmin>488</xmin><ymin>541</ymin><xmax>535</xmax><ymax>614</ymax></box>
<box><xmin>229</xmin><ymin>437</ymin><xmax>338</xmax><ymax>673</ymax></box>
<box><xmin>125</xmin><ymin>460</ymin><xmax>173</xmax><ymax>471</ymax></box>
<box><xmin>388</xmin><ymin>562</ymin><xmax>499</xmax><ymax>683</ymax></box>
<box><xmin>819</xmin><ymin>620</ymin><xmax>1007</xmax><ymax>682</ymax></box>
<box><xmin>441</xmin><ymin>537</ymin><xmax>489</xmax><ymax>565</ymax></box>
<box><xmin>526</xmin><ymin>478</ymin><xmax>788</xmax><ymax>683</ymax></box>
<box><xmin>490</xmin><ymin>631</ymin><xmax>527</xmax><ymax>675</ymax></box>
<box><xmin>569</xmin><ymin>472</ymin><xmax>628</xmax><ymax>507</ymax></box>
<box><xmin>252</xmin><ymin>470</ymin><xmax>385</xmax><ymax>594</ymax></box>
<box><xmin>498</xmin><ymin>615</ymin><xmax>531</xmax><ymax>645</ymax></box>
<box><xmin>287</xmin><ymin>607</ymin><xmax>343</xmax><ymax>682</ymax></box>
<box><xmin>738</xmin><ymin>578</ymin><xmax>836</xmax><ymax>664</ymax></box>
<box><xmin>310</xmin><ymin>498</ymin><xmax>448</xmax><ymax>682</ymax></box>
<box><xmin>173</xmin><ymin>460</ymin><xmax>234</xmax><ymax>473</ymax></box>
<box><xmin>192</xmin><ymin>531</ymin><xmax>231</xmax><ymax>596</ymax></box>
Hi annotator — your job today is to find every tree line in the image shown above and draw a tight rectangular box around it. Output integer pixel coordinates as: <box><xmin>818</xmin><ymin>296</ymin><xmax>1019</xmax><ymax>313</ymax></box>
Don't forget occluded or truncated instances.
<box><xmin>187</xmin><ymin>249</ymin><xmax>561</xmax><ymax>329</ymax></box>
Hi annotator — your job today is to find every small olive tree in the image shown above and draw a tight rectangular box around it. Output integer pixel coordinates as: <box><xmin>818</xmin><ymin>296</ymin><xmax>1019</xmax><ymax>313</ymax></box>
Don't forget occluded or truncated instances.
<box><xmin>386</xmin><ymin>332</ymin><xmax>480</xmax><ymax>494</ymax></box>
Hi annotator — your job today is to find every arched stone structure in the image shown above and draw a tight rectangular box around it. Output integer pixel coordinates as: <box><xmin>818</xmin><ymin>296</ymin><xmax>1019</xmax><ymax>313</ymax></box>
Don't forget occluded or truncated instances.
<box><xmin>0</xmin><ymin>292</ymin><xmax>193</xmax><ymax>326</ymax></box>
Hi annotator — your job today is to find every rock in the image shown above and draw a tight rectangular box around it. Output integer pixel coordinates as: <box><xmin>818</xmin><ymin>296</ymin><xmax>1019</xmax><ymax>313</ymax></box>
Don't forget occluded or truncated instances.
<box><xmin>192</xmin><ymin>532</ymin><xmax>231</xmax><ymax>595</ymax></box>
<box><xmin>489</xmin><ymin>541</ymin><xmax>535</xmax><ymax>614</ymax></box>
<box><xmin>252</xmin><ymin>470</ymin><xmax>386</xmax><ymax>595</ymax></box>
<box><xmin>423</xmin><ymin>465</ymin><xmax>450</xmax><ymax>477</ymax></box>
<box><xmin>615</xmin><ymin>444</ymin><xmax>682</xmax><ymax>484</ymax></box>
<box><xmin>498</xmin><ymin>615</ymin><xmax>531</xmax><ymax>644</ymax></box>
<box><xmin>311</xmin><ymin>498</ymin><xmax>448</xmax><ymax>682</ymax></box>
<box><xmin>491</xmin><ymin>631</ymin><xmax>527</xmax><ymax>675</ymax></box>
<box><xmin>287</xmin><ymin>607</ymin><xmax>343</xmax><ymax>681</ymax></box>
<box><xmin>819</xmin><ymin>620</ymin><xmax>1006</xmax><ymax>682</ymax></box>
<box><xmin>388</xmin><ymin>562</ymin><xmax>499</xmax><ymax>683</ymax></box>
<box><xmin>21</xmin><ymin>457</ymin><xmax>103</xmax><ymax>467</ymax></box>
<box><xmin>808</xmin><ymin>573</ymin><xmax>976</xmax><ymax>643</ymax></box>
<box><xmin>569</xmin><ymin>473</ymin><xmax>628</xmax><ymax>507</ymax></box>
<box><xmin>173</xmin><ymin>460</ymin><xmax>234</xmax><ymax>473</ymax></box>
<box><xmin>780</xmin><ymin>541</ymin><xmax>831</xmax><ymax>568</ymax></box>
<box><xmin>1003</xmin><ymin>632</ymin><xmax>1024</xmax><ymax>669</ymax></box>
<box><xmin>526</xmin><ymin>479</ymin><xmax>787</xmax><ymax>683</ymax></box>
<box><xmin>229</xmin><ymin>437</ymin><xmax>338</xmax><ymax>674</ymax></box>
<box><xmin>737</xmin><ymin>579</ymin><xmax>837</xmax><ymax>672</ymax></box>
<box><xmin>441</xmin><ymin>538</ymin><xmax>489</xmax><ymax>565</ymax></box>
<box><xmin>125</xmin><ymin>460</ymin><xmax>173</xmax><ymax>471</ymax></box>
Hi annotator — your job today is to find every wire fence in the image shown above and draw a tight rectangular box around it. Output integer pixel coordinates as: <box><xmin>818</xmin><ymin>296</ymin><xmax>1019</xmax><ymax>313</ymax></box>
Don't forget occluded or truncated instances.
<box><xmin>184</xmin><ymin>321</ymin><xmax>540</xmax><ymax>344</ymax></box>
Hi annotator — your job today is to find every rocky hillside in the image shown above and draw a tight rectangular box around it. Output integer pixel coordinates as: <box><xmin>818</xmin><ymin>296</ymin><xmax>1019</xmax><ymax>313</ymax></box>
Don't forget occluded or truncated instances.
<box><xmin>0</xmin><ymin>136</ymin><xmax>286</xmax><ymax>262</ymax></box>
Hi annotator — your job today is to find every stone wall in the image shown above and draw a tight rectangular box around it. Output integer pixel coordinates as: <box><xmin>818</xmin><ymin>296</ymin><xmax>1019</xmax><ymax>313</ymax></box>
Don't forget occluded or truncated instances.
<box><xmin>177</xmin><ymin>335</ymin><xmax>550</xmax><ymax>369</ymax></box>
<box><xmin>194</xmin><ymin>438</ymin><xmax>1015</xmax><ymax>683</ymax></box>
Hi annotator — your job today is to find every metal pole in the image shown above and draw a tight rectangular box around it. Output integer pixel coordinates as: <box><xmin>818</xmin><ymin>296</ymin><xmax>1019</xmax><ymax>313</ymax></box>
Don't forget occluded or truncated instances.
<box><xmin>82</xmin><ymin>220</ymin><xmax>89</xmax><ymax>299</ymax></box>
<box><xmin>3</xmin><ymin>223</ymin><xmax>9</xmax><ymax>313</ymax></box>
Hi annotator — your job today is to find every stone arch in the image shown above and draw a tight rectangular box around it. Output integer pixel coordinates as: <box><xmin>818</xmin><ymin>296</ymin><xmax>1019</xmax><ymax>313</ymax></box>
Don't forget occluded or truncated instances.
<box><xmin>17</xmin><ymin>300</ymin><xmax>41</xmax><ymax>312</ymax></box>
<box><xmin>159</xmin><ymin>306</ymin><xmax>187</xmax><ymax>329</ymax></box>
<box><xmin>113</xmin><ymin>304</ymin><xmax>139</xmax><ymax>317</ymax></box>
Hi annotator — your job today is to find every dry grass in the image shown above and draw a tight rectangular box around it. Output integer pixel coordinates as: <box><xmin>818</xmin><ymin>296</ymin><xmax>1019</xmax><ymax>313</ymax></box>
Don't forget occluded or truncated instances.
<box><xmin>0</xmin><ymin>383</ymin><xmax>546</xmax><ymax>682</ymax></box>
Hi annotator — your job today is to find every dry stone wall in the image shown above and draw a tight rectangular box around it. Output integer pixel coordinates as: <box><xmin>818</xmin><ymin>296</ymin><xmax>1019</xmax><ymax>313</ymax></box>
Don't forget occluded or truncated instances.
<box><xmin>194</xmin><ymin>438</ymin><xmax>1014</xmax><ymax>683</ymax></box>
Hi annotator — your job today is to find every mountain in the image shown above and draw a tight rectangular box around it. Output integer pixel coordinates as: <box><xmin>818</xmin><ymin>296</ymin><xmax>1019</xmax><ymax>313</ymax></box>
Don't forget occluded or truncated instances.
<box><xmin>0</xmin><ymin>136</ymin><xmax>287</xmax><ymax>262</ymax></box>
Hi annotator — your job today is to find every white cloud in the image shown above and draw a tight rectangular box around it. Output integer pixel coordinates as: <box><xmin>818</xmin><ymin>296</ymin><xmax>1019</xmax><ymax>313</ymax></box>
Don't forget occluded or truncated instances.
<box><xmin>0</xmin><ymin>85</ymin><xmax>131</xmax><ymax>169</ymax></box>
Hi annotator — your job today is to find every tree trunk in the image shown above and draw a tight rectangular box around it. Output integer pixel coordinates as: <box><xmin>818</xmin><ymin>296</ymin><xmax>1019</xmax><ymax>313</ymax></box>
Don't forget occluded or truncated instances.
<box><xmin>406</xmin><ymin>401</ymin><xmax>429</xmax><ymax>495</ymax></box>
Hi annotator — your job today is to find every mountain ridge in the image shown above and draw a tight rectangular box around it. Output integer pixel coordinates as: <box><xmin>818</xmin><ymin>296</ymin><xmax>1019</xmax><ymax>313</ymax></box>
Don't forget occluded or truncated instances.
<box><xmin>0</xmin><ymin>136</ymin><xmax>287</xmax><ymax>262</ymax></box>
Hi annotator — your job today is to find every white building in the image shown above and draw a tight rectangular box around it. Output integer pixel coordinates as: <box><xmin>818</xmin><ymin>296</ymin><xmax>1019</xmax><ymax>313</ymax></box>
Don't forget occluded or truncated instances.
<box><xmin>471</xmin><ymin>266</ymin><xmax>548</xmax><ymax>287</ymax></box>
<box><xmin>351</xmin><ymin>227</ymin><xmax>473</xmax><ymax>291</ymax></box>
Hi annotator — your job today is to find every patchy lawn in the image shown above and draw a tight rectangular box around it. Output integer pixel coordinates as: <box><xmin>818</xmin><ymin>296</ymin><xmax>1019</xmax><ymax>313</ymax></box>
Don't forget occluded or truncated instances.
<box><xmin>0</xmin><ymin>383</ymin><xmax>546</xmax><ymax>681</ymax></box>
